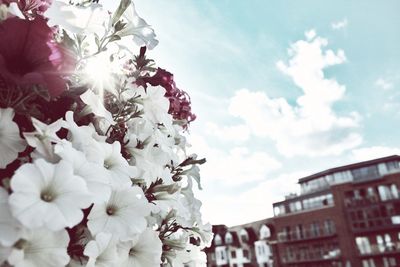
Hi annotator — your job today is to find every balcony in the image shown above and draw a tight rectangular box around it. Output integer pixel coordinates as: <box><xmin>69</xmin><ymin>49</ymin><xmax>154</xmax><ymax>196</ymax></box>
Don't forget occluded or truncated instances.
<box><xmin>277</xmin><ymin>228</ymin><xmax>337</xmax><ymax>243</ymax></box>
<box><xmin>346</xmin><ymin>201</ymin><xmax>400</xmax><ymax>233</ymax></box>
<box><xmin>344</xmin><ymin>196</ymin><xmax>400</xmax><ymax>209</ymax></box>
<box><xmin>281</xmin><ymin>249</ymin><xmax>341</xmax><ymax>264</ymax></box>
<box><xmin>358</xmin><ymin>242</ymin><xmax>400</xmax><ymax>257</ymax></box>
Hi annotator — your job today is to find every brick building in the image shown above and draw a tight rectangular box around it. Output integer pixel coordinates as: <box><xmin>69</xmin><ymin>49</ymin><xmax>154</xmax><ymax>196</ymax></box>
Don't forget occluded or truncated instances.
<box><xmin>206</xmin><ymin>155</ymin><xmax>400</xmax><ymax>267</ymax></box>
<box><xmin>205</xmin><ymin>220</ymin><xmax>275</xmax><ymax>267</ymax></box>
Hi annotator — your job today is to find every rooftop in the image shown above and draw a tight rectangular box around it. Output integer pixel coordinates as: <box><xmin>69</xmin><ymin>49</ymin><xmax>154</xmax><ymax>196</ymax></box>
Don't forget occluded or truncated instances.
<box><xmin>298</xmin><ymin>155</ymin><xmax>400</xmax><ymax>184</ymax></box>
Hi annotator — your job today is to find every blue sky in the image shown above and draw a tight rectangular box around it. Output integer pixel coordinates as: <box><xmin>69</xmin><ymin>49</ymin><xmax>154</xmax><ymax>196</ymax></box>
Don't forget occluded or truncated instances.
<box><xmin>131</xmin><ymin>0</ymin><xmax>400</xmax><ymax>226</ymax></box>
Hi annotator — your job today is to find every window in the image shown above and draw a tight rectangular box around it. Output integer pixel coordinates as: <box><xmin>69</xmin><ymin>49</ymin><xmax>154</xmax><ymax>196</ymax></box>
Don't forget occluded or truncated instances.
<box><xmin>379</xmin><ymin>185</ymin><xmax>391</xmax><ymax>201</ymax></box>
<box><xmin>302</xmin><ymin>194</ymin><xmax>334</xmax><ymax>210</ymax></box>
<box><xmin>215</xmin><ymin>247</ymin><xmax>228</xmax><ymax>264</ymax></box>
<box><xmin>259</xmin><ymin>225</ymin><xmax>271</xmax><ymax>239</ymax></box>
<box><xmin>366</xmin><ymin>187</ymin><xmax>378</xmax><ymax>201</ymax></box>
<box><xmin>332</xmin><ymin>171</ymin><xmax>353</xmax><ymax>184</ymax></box>
<box><xmin>240</xmin><ymin>229</ymin><xmax>249</xmax><ymax>243</ymax></box>
<box><xmin>383</xmin><ymin>257</ymin><xmax>397</xmax><ymax>267</ymax></box>
<box><xmin>231</xmin><ymin>250</ymin><xmax>236</xmax><ymax>258</ymax></box>
<box><xmin>324</xmin><ymin>219</ymin><xmax>336</xmax><ymax>235</ymax></box>
<box><xmin>295</xmin><ymin>224</ymin><xmax>303</xmax><ymax>240</ymax></box>
<box><xmin>386</xmin><ymin>161</ymin><xmax>400</xmax><ymax>172</ymax></box>
<box><xmin>220</xmin><ymin>250</ymin><xmax>225</xmax><ymax>260</ymax></box>
<box><xmin>225</xmin><ymin>233</ymin><xmax>233</xmax><ymax>244</ymax></box>
<box><xmin>289</xmin><ymin>201</ymin><xmax>302</xmax><ymax>212</ymax></box>
<box><xmin>392</xmin><ymin>215</ymin><xmax>400</xmax><ymax>224</ymax></box>
<box><xmin>274</xmin><ymin>205</ymin><xmax>285</xmax><ymax>216</ymax></box>
<box><xmin>377</xmin><ymin>235</ymin><xmax>385</xmax><ymax>252</ymax></box>
<box><xmin>243</xmin><ymin>249</ymin><xmax>249</xmax><ymax>258</ymax></box>
<box><xmin>378</xmin><ymin>163</ymin><xmax>388</xmax><ymax>175</ymax></box>
<box><xmin>378</xmin><ymin>185</ymin><xmax>398</xmax><ymax>201</ymax></box>
<box><xmin>214</xmin><ymin>234</ymin><xmax>222</xmax><ymax>246</ymax></box>
<box><xmin>390</xmin><ymin>184</ymin><xmax>399</xmax><ymax>199</ymax></box>
<box><xmin>362</xmin><ymin>259</ymin><xmax>376</xmax><ymax>267</ymax></box>
<box><xmin>352</xmin><ymin>165</ymin><xmax>380</xmax><ymax>181</ymax></box>
<box><xmin>378</xmin><ymin>234</ymin><xmax>395</xmax><ymax>251</ymax></box>
<box><xmin>211</xmin><ymin>252</ymin><xmax>216</xmax><ymax>261</ymax></box>
<box><xmin>257</xmin><ymin>244</ymin><xmax>263</xmax><ymax>255</ymax></box>
<box><xmin>356</xmin><ymin>237</ymin><xmax>372</xmax><ymax>254</ymax></box>
<box><xmin>310</xmin><ymin>221</ymin><xmax>320</xmax><ymax>237</ymax></box>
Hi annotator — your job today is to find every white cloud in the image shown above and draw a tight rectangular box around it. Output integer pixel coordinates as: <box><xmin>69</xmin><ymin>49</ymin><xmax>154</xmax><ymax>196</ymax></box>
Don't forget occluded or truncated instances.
<box><xmin>228</xmin><ymin>31</ymin><xmax>362</xmax><ymax>157</ymax></box>
<box><xmin>305</xmin><ymin>29</ymin><xmax>316</xmax><ymax>40</ymax></box>
<box><xmin>331</xmin><ymin>18</ymin><xmax>348</xmax><ymax>30</ymax></box>
<box><xmin>205</xmin><ymin>122</ymin><xmax>250</xmax><ymax>142</ymax></box>
<box><xmin>375</xmin><ymin>78</ymin><xmax>393</xmax><ymax>90</ymax></box>
<box><xmin>199</xmin><ymin>171</ymin><xmax>307</xmax><ymax>226</ymax></box>
<box><xmin>352</xmin><ymin>146</ymin><xmax>400</xmax><ymax>162</ymax></box>
<box><xmin>189</xmin><ymin>135</ymin><xmax>281</xmax><ymax>185</ymax></box>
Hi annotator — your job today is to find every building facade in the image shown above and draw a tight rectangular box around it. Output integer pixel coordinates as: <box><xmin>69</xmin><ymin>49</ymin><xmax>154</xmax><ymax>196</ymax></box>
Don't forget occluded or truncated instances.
<box><xmin>206</xmin><ymin>155</ymin><xmax>400</xmax><ymax>267</ymax></box>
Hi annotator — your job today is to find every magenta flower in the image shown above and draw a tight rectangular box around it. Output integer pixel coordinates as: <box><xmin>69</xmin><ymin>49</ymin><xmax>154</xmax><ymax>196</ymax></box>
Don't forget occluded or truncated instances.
<box><xmin>0</xmin><ymin>17</ymin><xmax>74</xmax><ymax>98</ymax></box>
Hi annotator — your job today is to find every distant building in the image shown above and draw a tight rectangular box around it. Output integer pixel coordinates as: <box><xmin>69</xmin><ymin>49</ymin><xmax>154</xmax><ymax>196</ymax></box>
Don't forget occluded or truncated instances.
<box><xmin>205</xmin><ymin>155</ymin><xmax>400</xmax><ymax>267</ymax></box>
<box><xmin>205</xmin><ymin>220</ymin><xmax>274</xmax><ymax>267</ymax></box>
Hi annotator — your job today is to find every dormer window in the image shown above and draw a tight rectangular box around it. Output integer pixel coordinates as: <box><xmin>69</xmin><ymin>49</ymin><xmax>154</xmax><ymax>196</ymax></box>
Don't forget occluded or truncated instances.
<box><xmin>240</xmin><ymin>229</ymin><xmax>249</xmax><ymax>243</ymax></box>
<box><xmin>214</xmin><ymin>234</ymin><xmax>222</xmax><ymax>246</ymax></box>
<box><xmin>225</xmin><ymin>232</ymin><xmax>233</xmax><ymax>244</ymax></box>
<box><xmin>260</xmin><ymin>225</ymin><xmax>271</xmax><ymax>239</ymax></box>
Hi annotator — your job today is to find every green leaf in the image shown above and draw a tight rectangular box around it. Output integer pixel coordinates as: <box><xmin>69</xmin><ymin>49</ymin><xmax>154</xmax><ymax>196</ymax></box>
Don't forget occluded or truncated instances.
<box><xmin>94</xmin><ymin>33</ymin><xmax>100</xmax><ymax>48</ymax></box>
<box><xmin>109</xmin><ymin>34</ymin><xmax>121</xmax><ymax>42</ymax></box>
<box><xmin>111</xmin><ymin>0</ymin><xmax>131</xmax><ymax>26</ymax></box>
<box><xmin>114</xmin><ymin>20</ymin><xmax>127</xmax><ymax>32</ymax></box>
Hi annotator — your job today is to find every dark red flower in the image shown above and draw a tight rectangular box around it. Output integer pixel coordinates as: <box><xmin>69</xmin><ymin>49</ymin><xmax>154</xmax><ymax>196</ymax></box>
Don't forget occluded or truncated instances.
<box><xmin>137</xmin><ymin>68</ymin><xmax>196</xmax><ymax>127</ymax></box>
<box><xmin>0</xmin><ymin>17</ymin><xmax>74</xmax><ymax>98</ymax></box>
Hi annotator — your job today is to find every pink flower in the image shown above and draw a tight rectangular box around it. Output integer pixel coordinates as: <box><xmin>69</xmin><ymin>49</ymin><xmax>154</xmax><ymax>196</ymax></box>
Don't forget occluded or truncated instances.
<box><xmin>137</xmin><ymin>68</ymin><xmax>196</xmax><ymax>127</ymax></box>
<box><xmin>0</xmin><ymin>17</ymin><xmax>74</xmax><ymax>98</ymax></box>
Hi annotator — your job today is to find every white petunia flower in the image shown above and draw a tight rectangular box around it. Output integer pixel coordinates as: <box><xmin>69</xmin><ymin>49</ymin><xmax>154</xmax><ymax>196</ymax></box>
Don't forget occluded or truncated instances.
<box><xmin>84</xmin><ymin>233</ymin><xmax>118</xmax><ymax>267</ymax></box>
<box><xmin>87</xmin><ymin>186</ymin><xmax>150</xmax><ymax>240</ymax></box>
<box><xmin>54</xmin><ymin>141</ymin><xmax>112</xmax><ymax>203</ymax></box>
<box><xmin>7</xmin><ymin>228</ymin><xmax>70</xmax><ymax>267</ymax></box>
<box><xmin>46</xmin><ymin>1</ymin><xmax>108</xmax><ymax>35</ymax></box>
<box><xmin>133</xmin><ymin>144</ymin><xmax>172</xmax><ymax>185</ymax></box>
<box><xmin>63</xmin><ymin>111</ymin><xmax>106</xmax><ymax>158</ymax></box>
<box><xmin>80</xmin><ymin>89</ymin><xmax>115</xmax><ymax>127</ymax></box>
<box><xmin>23</xmin><ymin>117</ymin><xmax>63</xmax><ymax>162</ymax></box>
<box><xmin>25</xmin><ymin>117</ymin><xmax>63</xmax><ymax>144</ymax></box>
<box><xmin>125</xmin><ymin>117</ymin><xmax>153</xmax><ymax>149</ymax></box>
<box><xmin>118</xmin><ymin>228</ymin><xmax>162</xmax><ymax>267</ymax></box>
<box><xmin>0</xmin><ymin>2</ymin><xmax>24</xmax><ymax>20</ymax></box>
<box><xmin>117</xmin><ymin>1</ymin><xmax>159</xmax><ymax>50</ymax></box>
<box><xmin>68</xmin><ymin>259</ymin><xmax>87</xmax><ymax>267</ymax></box>
<box><xmin>172</xmin><ymin>243</ymin><xmax>207</xmax><ymax>267</ymax></box>
<box><xmin>93</xmin><ymin>141</ymin><xmax>137</xmax><ymax>186</ymax></box>
<box><xmin>9</xmin><ymin>159</ymin><xmax>92</xmax><ymax>230</ymax></box>
<box><xmin>0</xmin><ymin>188</ymin><xmax>21</xmax><ymax>247</ymax></box>
<box><xmin>0</xmin><ymin>108</ymin><xmax>26</xmax><ymax>169</ymax></box>
<box><xmin>0</xmin><ymin>245</ymin><xmax>11</xmax><ymax>265</ymax></box>
<box><xmin>136</xmin><ymin>86</ymin><xmax>172</xmax><ymax>129</ymax></box>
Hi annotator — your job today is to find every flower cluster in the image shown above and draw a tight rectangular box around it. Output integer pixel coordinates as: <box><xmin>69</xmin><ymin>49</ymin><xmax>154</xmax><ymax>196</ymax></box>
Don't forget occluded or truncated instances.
<box><xmin>0</xmin><ymin>0</ymin><xmax>211</xmax><ymax>266</ymax></box>
<box><xmin>137</xmin><ymin>67</ymin><xmax>197</xmax><ymax>127</ymax></box>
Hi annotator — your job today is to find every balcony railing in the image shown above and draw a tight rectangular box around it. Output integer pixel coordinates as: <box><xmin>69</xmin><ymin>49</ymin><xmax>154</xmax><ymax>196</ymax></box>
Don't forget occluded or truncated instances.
<box><xmin>281</xmin><ymin>249</ymin><xmax>341</xmax><ymax>264</ymax></box>
<box><xmin>344</xmin><ymin>196</ymin><xmax>400</xmax><ymax>208</ymax></box>
<box><xmin>350</xmin><ymin>216</ymin><xmax>400</xmax><ymax>233</ymax></box>
<box><xmin>358</xmin><ymin>242</ymin><xmax>400</xmax><ymax>256</ymax></box>
<box><xmin>277</xmin><ymin>228</ymin><xmax>336</xmax><ymax>243</ymax></box>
